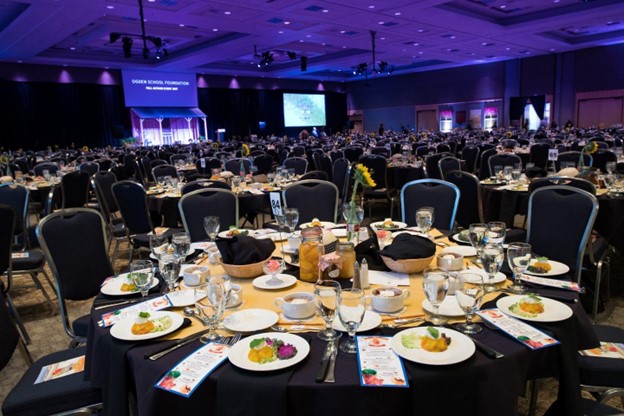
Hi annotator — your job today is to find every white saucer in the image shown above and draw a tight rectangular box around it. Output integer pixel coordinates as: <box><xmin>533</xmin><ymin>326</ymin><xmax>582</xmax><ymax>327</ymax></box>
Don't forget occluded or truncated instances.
<box><xmin>252</xmin><ymin>274</ymin><xmax>297</xmax><ymax>290</ymax></box>
<box><xmin>223</xmin><ymin>309</ymin><xmax>279</xmax><ymax>332</ymax></box>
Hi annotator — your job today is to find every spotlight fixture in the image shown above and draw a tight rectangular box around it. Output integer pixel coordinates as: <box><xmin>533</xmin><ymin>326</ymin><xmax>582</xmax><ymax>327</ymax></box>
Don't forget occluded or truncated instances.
<box><xmin>352</xmin><ymin>31</ymin><xmax>395</xmax><ymax>78</ymax></box>
<box><xmin>353</xmin><ymin>63</ymin><xmax>368</xmax><ymax>75</ymax></box>
<box><xmin>287</xmin><ymin>51</ymin><xmax>297</xmax><ymax>60</ymax></box>
<box><xmin>257</xmin><ymin>51</ymin><xmax>274</xmax><ymax>67</ymax></box>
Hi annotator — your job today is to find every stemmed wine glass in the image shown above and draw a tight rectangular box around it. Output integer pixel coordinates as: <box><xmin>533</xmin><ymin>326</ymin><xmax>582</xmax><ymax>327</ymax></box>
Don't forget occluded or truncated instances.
<box><xmin>283</xmin><ymin>208</ymin><xmax>299</xmax><ymax>236</ymax></box>
<box><xmin>415</xmin><ymin>207</ymin><xmax>434</xmax><ymax>236</ymax></box>
<box><xmin>314</xmin><ymin>280</ymin><xmax>342</xmax><ymax>341</ymax></box>
<box><xmin>422</xmin><ymin>267</ymin><xmax>449</xmax><ymax>325</ymax></box>
<box><xmin>203</xmin><ymin>216</ymin><xmax>220</xmax><ymax>243</ymax></box>
<box><xmin>262</xmin><ymin>258</ymin><xmax>286</xmax><ymax>287</ymax></box>
<box><xmin>507</xmin><ymin>242</ymin><xmax>532</xmax><ymax>294</ymax></box>
<box><xmin>149</xmin><ymin>233</ymin><xmax>168</xmax><ymax>260</ymax></box>
<box><xmin>130</xmin><ymin>260</ymin><xmax>154</xmax><ymax>297</ymax></box>
<box><xmin>454</xmin><ymin>273</ymin><xmax>485</xmax><ymax>334</ymax></box>
<box><xmin>171</xmin><ymin>232</ymin><xmax>192</xmax><ymax>257</ymax></box>
<box><xmin>337</xmin><ymin>288</ymin><xmax>367</xmax><ymax>353</ymax></box>
<box><xmin>469</xmin><ymin>223</ymin><xmax>488</xmax><ymax>260</ymax></box>
<box><xmin>194</xmin><ymin>282</ymin><xmax>226</xmax><ymax>343</ymax></box>
<box><xmin>487</xmin><ymin>222</ymin><xmax>506</xmax><ymax>245</ymax></box>
<box><xmin>481</xmin><ymin>243</ymin><xmax>504</xmax><ymax>293</ymax></box>
<box><xmin>159</xmin><ymin>253</ymin><xmax>182</xmax><ymax>292</ymax></box>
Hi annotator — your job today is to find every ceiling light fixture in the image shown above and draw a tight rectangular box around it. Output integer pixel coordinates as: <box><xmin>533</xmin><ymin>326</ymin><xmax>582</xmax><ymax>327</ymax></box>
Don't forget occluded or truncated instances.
<box><xmin>352</xmin><ymin>30</ymin><xmax>394</xmax><ymax>79</ymax></box>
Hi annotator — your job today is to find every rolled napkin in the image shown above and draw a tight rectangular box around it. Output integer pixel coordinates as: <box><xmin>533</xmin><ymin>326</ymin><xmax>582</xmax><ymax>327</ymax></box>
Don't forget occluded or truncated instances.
<box><xmin>377</xmin><ymin>233</ymin><xmax>436</xmax><ymax>261</ymax></box>
<box><xmin>216</xmin><ymin>235</ymin><xmax>276</xmax><ymax>265</ymax></box>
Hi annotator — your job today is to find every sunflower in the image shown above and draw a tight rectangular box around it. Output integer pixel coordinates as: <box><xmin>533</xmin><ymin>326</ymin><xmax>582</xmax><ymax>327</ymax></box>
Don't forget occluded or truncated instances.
<box><xmin>0</xmin><ymin>155</ymin><xmax>9</xmax><ymax>165</ymax></box>
<box><xmin>211</xmin><ymin>142</ymin><xmax>220</xmax><ymax>150</ymax></box>
<box><xmin>584</xmin><ymin>141</ymin><xmax>599</xmax><ymax>155</ymax></box>
<box><xmin>241</xmin><ymin>143</ymin><xmax>250</xmax><ymax>156</ymax></box>
<box><xmin>82</xmin><ymin>145</ymin><xmax>89</xmax><ymax>152</ymax></box>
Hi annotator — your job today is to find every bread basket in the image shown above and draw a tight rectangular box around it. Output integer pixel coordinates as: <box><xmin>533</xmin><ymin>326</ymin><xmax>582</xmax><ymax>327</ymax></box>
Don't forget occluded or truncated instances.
<box><xmin>220</xmin><ymin>257</ymin><xmax>270</xmax><ymax>279</ymax></box>
<box><xmin>380</xmin><ymin>255</ymin><xmax>434</xmax><ymax>274</ymax></box>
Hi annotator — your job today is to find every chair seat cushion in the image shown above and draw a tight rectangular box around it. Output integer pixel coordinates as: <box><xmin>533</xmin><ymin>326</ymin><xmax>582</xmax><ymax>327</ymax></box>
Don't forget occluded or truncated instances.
<box><xmin>578</xmin><ymin>325</ymin><xmax>624</xmax><ymax>388</ymax></box>
<box><xmin>72</xmin><ymin>314</ymin><xmax>91</xmax><ymax>338</ymax></box>
<box><xmin>2</xmin><ymin>346</ymin><xmax>102</xmax><ymax>416</ymax></box>
<box><xmin>11</xmin><ymin>250</ymin><xmax>45</xmax><ymax>271</ymax></box>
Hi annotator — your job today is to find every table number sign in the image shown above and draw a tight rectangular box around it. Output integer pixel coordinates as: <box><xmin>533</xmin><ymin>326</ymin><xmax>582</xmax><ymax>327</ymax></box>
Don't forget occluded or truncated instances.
<box><xmin>200</xmin><ymin>158</ymin><xmax>206</xmax><ymax>169</ymax></box>
<box><xmin>548</xmin><ymin>149</ymin><xmax>559</xmax><ymax>161</ymax></box>
<box><xmin>477</xmin><ymin>309</ymin><xmax>559</xmax><ymax>350</ymax></box>
<box><xmin>155</xmin><ymin>342</ymin><xmax>231</xmax><ymax>397</ymax></box>
<box><xmin>270</xmin><ymin>192</ymin><xmax>282</xmax><ymax>216</ymax></box>
<box><xmin>356</xmin><ymin>336</ymin><xmax>409</xmax><ymax>388</ymax></box>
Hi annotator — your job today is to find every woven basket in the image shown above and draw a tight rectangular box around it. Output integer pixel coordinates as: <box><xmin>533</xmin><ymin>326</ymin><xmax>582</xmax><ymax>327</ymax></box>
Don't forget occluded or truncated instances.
<box><xmin>220</xmin><ymin>257</ymin><xmax>270</xmax><ymax>279</ymax></box>
<box><xmin>380</xmin><ymin>255</ymin><xmax>434</xmax><ymax>274</ymax></box>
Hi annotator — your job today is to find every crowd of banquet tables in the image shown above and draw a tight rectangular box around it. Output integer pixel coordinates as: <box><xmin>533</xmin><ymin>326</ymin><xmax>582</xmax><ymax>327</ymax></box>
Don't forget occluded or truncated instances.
<box><xmin>1</xmin><ymin>126</ymin><xmax>624</xmax><ymax>416</ymax></box>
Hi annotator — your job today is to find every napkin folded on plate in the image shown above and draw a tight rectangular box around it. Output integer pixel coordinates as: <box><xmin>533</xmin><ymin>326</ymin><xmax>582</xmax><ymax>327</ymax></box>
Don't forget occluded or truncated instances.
<box><xmin>216</xmin><ymin>235</ymin><xmax>275</xmax><ymax>265</ymax></box>
<box><xmin>377</xmin><ymin>233</ymin><xmax>436</xmax><ymax>260</ymax></box>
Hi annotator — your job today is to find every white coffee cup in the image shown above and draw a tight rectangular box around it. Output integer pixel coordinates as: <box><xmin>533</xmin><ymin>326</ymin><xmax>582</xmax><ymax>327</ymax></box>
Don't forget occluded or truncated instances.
<box><xmin>371</xmin><ymin>287</ymin><xmax>411</xmax><ymax>313</ymax></box>
<box><xmin>207</xmin><ymin>246</ymin><xmax>221</xmax><ymax>264</ymax></box>
<box><xmin>227</xmin><ymin>283</ymin><xmax>243</xmax><ymax>308</ymax></box>
<box><xmin>287</xmin><ymin>235</ymin><xmax>302</xmax><ymax>251</ymax></box>
<box><xmin>182</xmin><ymin>266</ymin><xmax>210</xmax><ymax>287</ymax></box>
<box><xmin>274</xmin><ymin>292</ymin><xmax>315</xmax><ymax>319</ymax></box>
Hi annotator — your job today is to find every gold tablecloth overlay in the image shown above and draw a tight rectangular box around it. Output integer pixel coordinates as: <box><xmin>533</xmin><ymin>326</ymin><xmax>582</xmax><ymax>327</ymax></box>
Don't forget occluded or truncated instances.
<box><xmin>163</xmin><ymin>229</ymin><xmax>510</xmax><ymax>340</ymax></box>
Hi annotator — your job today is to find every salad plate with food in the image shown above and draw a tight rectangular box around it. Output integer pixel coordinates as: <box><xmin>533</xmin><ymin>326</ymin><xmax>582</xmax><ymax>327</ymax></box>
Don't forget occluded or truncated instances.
<box><xmin>451</xmin><ymin>230</ymin><xmax>471</xmax><ymax>244</ymax></box>
<box><xmin>299</xmin><ymin>218</ymin><xmax>336</xmax><ymax>230</ymax></box>
<box><xmin>524</xmin><ymin>257</ymin><xmax>570</xmax><ymax>277</ymax></box>
<box><xmin>391</xmin><ymin>326</ymin><xmax>475</xmax><ymax>365</ymax></box>
<box><xmin>110</xmin><ymin>311</ymin><xmax>184</xmax><ymax>341</ymax></box>
<box><xmin>218</xmin><ymin>227</ymin><xmax>253</xmax><ymax>238</ymax></box>
<box><xmin>497</xmin><ymin>294</ymin><xmax>573</xmax><ymax>322</ymax></box>
<box><xmin>370</xmin><ymin>218</ymin><xmax>407</xmax><ymax>231</ymax></box>
<box><xmin>100</xmin><ymin>272</ymin><xmax>159</xmax><ymax>296</ymax></box>
<box><xmin>227</xmin><ymin>332</ymin><xmax>310</xmax><ymax>371</ymax></box>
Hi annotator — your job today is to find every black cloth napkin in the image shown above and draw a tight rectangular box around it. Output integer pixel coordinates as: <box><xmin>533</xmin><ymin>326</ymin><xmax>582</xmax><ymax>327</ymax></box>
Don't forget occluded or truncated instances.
<box><xmin>355</xmin><ymin>233</ymin><xmax>389</xmax><ymax>271</ymax></box>
<box><xmin>216</xmin><ymin>235</ymin><xmax>275</xmax><ymax>265</ymax></box>
<box><xmin>377</xmin><ymin>233</ymin><xmax>436</xmax><ymax>261</ymax></box>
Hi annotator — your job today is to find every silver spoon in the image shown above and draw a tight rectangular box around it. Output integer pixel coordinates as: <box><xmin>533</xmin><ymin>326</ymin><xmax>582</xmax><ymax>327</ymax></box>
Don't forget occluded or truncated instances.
<box><xmin>183</xmin><ymin>306</ymin><xmax>206</xmax><ymax>325</ymax></box>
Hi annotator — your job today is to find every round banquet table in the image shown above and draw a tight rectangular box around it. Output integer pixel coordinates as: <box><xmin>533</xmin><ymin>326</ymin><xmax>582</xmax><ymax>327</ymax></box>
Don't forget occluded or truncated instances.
<box><xmin>85</xmin><ymin>231</ymin><xmax>598</xmax><ymax>416</ymax></box>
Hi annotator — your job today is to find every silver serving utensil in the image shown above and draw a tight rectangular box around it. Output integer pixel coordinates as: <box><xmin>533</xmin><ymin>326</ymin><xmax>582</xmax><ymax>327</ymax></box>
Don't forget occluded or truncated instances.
<box><xmin>315</xmin><ymin>341</ymin><xmax>334</xmax><ymax>382</ymax></box>
<box><xmin>324</xmin><ymin>339</ymin><xmax>339</xmax><ymax>383</ymax></box>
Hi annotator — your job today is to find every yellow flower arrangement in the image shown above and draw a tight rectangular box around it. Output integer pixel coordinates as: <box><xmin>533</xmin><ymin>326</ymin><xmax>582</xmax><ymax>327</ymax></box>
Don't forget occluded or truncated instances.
<box><xmin>345</xmin><ymin>164</ymin><xmax>376</xmax><ymax>240</ymax></box>
<box><xmin>579</xmin><ymin>141</ymin><xmax>599</xmax><ymax>168</ymax></box>
<box><xmin>241</xmin><ymin>143</ymin><xmax>250</xmax><ymax>156</ymax></box>
<box><xmin>506</xmin><ymin>131</ymin><xmax>513</xmax><ymax>138</ymax></box>
<box><xmin>82</xmin><ymin>145</ymin><xmax>89</xmax><ymax>152</ymax></box>
<box><xmin>211</xmin><ymin>142</ymin><xmax>220</xmax><ymax>150</ymax></box>
<box><xmin>346</xmin><ymin>136</ymin><xmax>352</xmax><ymax>145</ymax></box>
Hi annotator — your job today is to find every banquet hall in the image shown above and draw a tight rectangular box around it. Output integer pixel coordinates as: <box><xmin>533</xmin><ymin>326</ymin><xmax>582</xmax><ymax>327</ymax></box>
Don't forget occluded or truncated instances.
<box><xmin>0</xmin><ymin>1</ymin><xmax>624</xmax><ymax>415</ymax></box>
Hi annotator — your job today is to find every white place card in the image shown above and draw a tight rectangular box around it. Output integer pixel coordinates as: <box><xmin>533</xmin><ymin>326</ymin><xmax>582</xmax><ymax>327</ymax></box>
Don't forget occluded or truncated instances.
<box><xmin>155</xmin><ymin>342</ymin><xmax>231</xmax><ymax>397</ymax></box>
<box><xmin>356</xmin><ymin>336</ymin><xmax>408</xmax><ymax>387</ymax></box>
<box><xmin>11</xmin><ymin>252</ymin><xmax>29</xmax><ymax>259</ymax></box>
<box><xmin>100</xmin><ymin>295</ymin><xmax>173</xmax><ymax>327</ymax></box>
<box><xmin>520</xmin><ymin>275</ymin><xmax>583</xmax><ymax>293</ymax></box>
<box><xmin>476</xmin><ymin>308</ymin><xmax>559</xmax><ymax>350</ymax></box>
<box><xmin>269</xmin><ymin>192</ymin><xmax>282</xmax><ymax>216</ymax></box>
<box><xmin>367</xmin><ymin>270</ymin><xmax>410</xmax><ymax>286</ymax></box>
<box><xmin>548</xmin><ymin>149</ymin><xmax>559</xmax><ymax>161</ymax></box>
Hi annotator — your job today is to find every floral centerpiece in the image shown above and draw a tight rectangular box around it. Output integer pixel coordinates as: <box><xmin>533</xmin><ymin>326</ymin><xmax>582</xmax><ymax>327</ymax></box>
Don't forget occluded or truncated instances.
<box><xmin>346</xmin><ymin>163</ymin><xmax>376</xmax><ymax>242</ymax></box>
<box><xmin>579</xmin><ymin>141</ymin><xmax>598</xmax><ymax>168</ymax></box>
<box><xmin>240</xmin><ymin>144</ymin><xmax>250</xmax><ymax>177</ymax></box>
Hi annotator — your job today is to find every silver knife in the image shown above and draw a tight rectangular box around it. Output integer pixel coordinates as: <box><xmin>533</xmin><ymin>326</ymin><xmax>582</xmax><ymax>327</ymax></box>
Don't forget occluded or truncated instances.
<box><xmin>315</xmin><ymin>341</ymin><xmax>334</xmax><ymax>382</ymax></box>
<box><xmin>324</xmin><ymin>339</ymin><xmax>339</xmax><ymax>383</ymax></box>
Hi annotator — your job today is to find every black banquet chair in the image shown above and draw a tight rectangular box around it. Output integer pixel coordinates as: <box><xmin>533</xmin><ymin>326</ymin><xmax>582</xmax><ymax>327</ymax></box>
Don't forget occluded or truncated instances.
<box><xmin>283</xmin><ymin>157</ymin><xmax>309</xmax><ymax>175</ymax></box>
<box><xmin>444</xmin><ymin>170</ymin><xmax>484</xmax><ymax>229</ymax></box>
<box><xmin>400</xmin><ymin>179</ymin><xmax>460</xmax><ymax>232</ymax></box>
<box><xmin>282</xmin><ymin>180</ymin><xmax>339</xmax><ymax>224</ymax></box>
<box><xmin>178</xmin><ymin>188</ymin><xmax>239</xmax><ymax>242</ymax></box>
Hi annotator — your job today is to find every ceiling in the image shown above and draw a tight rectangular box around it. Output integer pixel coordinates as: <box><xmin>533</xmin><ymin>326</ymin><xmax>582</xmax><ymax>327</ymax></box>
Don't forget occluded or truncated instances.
<box><xmin>1</xmin><ymin>0</ymin><xmax>623</xmax><ymax>81</ymax></box>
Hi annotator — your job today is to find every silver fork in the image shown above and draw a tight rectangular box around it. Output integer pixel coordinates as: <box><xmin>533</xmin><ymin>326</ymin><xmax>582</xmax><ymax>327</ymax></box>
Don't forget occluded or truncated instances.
<box><xmin>226</xmin><ymin>332</ymin><xmax>241</xmax><ymax>346</ymax></box>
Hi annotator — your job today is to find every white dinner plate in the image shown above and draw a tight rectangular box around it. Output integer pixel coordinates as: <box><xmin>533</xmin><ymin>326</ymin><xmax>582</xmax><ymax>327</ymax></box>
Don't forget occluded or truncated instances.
<box><xmin>253</xmin><ymin>229</ymin><xmax>285</xmax><ymax>241</ymax></box>
<box><xmin>191</xmin><ymin>241</ymin><xmax>215</xmax><ymax>251</ymax></box>
<box><xmin>497</xmin><ymin>295</ymin><xmax>573</xmax><ymax>323</ymax></box>
<box><xmin>441</xmin><ymin>245</ymin><xmax>477</xmax><ymax>257</ymax></box>
<box><xmin>252</xmin><ymin>274</ymin><xmax>297</xmax><ymax>290</ymax></box>
<box><xmin>223</xmin><ymin>309</ymin><xmax>279</xmax><ymax>332</ymax></box>
<box><xmin>299</xmin><ymin>221</ymin><xmax>336</xmax><ymax>230</ymax></box>
<box><xmin>110</xmin><ymin>311</ymin><xmax>184</xmax><ymax>341</ymax></box>
<box><xmin>166</xmin><ymin>290</ymin><xmax>200</xmax><ymax>307</ymax></box>
<box><xmin>100</xmin><ymin>274</ymin><xmax>159</xmax><ymax>296</ymax></box>
<box><xmin>370</xmin><ymin>221</ymin><xmax>408</xmax><ymax>230</ymax></box>
<box><xmin>458</xmin><ymin>269</ymin><xmax>507</xmax><ymax>285</ymax></box>
<box><xmin>451</xmin><ymin>231</ymin><xmax>471</xmax><ymax>244</ymax></box>
<box><xmin>228</xmin><ymin>332</ymin><xmax>310</xmax><ymax>372</ymax></box>
<box><xmin>332</xmin><ymin>310</ymin><xmax>381</xmax><ymax>332</ymax></box>
<box><xmin>391</xmin><ymin>326</ymin><xmax>475</xmax><ymax>365</ymax></box>
<box><xmin>150</xmin><ymin>248</ymin><xmax>196</xmax><ymax>260</ymax></box>
<box><xmin>524</xmin><ymin>259</ymin><xmax>570</xmax><ymax>277</ymax></box>
<box><xmin>281</xmin><ymin>246</ymin><xmax>298</xmax><ymax>255</ymax></box>
<box><xmin>422</xmin><ymin>296</ymin><xmax>465</xmax><ymax>317</ymax></box>
<box><xmin>480</xmin><ymin>180</ymin><xmax>505</xmax><ymax>186</ymax></box>
<box><xmin>218</xmin><ymin>229</ymin><xmax>254</xmax><ymax>239</ymax></box>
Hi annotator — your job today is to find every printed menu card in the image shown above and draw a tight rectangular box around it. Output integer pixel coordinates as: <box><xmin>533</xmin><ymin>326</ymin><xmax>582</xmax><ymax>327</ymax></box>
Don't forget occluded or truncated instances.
<box><xmin>100</xmin><ymin>295</ymin><xmax>173</xmax><ymax>327</ymax></box>
<box><xmin>155</xmin><ymin>342</ymin><xmax>231</xmax><ymax>397</ymax></box>
<box><xmin>520</xmin><ymin>275</ymin><xmax>582</xmax><ymax>292</ymax></box>
<box><xmin>356</xmin><ymin>336</ymin><xmax>409</xmax><ymax>388</ymax></box>
<box><xmin>476</xmin><ymin>309</ymin><xmax>559</xmax><ymax>350</ymax></box>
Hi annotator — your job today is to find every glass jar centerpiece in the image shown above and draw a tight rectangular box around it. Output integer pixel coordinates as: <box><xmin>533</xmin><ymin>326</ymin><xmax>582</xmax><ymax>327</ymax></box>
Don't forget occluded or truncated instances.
<box><xmin>299</xmin><ymin>227</ymin><xmax>325</xmax><ymax>283</ymax></box>
<box><xmin>346</xmin><ymin>163</ymin><xmax>376</xmax><ymax>243</ymax></box>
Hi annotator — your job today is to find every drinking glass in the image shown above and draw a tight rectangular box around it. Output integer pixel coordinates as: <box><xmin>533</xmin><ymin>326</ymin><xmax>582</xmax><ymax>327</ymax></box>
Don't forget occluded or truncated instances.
<box><xmin>42</xmin><ymin>169</ymin><xmax>51</xmax><ymax>182</ymax></box>
<box><xmin>194</xmin><ymin>282</ymin><xmax>226</xmax><ymax>343</ymax></box>
<box><xmin>493</xmin><ymin>165</ymin><xmax>503</xmax><ymax>180</ymax></box>
<box><xmin>171</xmin><ymin>232</ymin><xmax>192</xmax><ymax>257</ymax></box>
<box><xmin>422</xmin><ymin>267</ymin><xmax>449</xmax><ymax>325</ymax></box>
<box><xmin>203</xmin><ymin>216</ymin><xmax>220</xmax><ymax>242</ymax></box>
<box><xmin>211</xmin><ymin>168</ymin><xmax>221</xmax><ymax>177</ymax></box>
<box><xmin>262</xmin><ymin>258</ymin><xmax>285</xmax><ymax>287</ymax></box>
<box><xmin>469</xmin><ymin>223</ymin><xmax>488</xmax><ymax>258</ymax></box>
<box><xmin>156</xmin><ymin>176</ymin><xmax>166</xmax><ymax>187</ymax></box>
<box><xmin>314</xmin><ymin>280</ymin><xmax>342</xmax><ymax>341</ymax></box>
<box><xmin>603</xmin><ymin>174</ymin><xmax>615</xmax><ymax>191</ymax></box>
<box><xmin>487</xmin><ymin>221</ymin><xmax>506</xmax><ymax>245</ymax></box>
<box><xmin>415</xmin><ymin>206</ymin><xmax>434</xmax><ymax>236</ymax></box>
<box><xmin>149</xmin><ymin>233</ymin><xmax>168</xmax><ymax>260</ymax></box>
<box><xmin>232</xmin><ymin>176</ymin><xmax>241</xmax><ymax>192</ymax></box>
<box><xmin>503</xmin><ymin>166</ymin><xmax>513</xmax><ymax>182</ymax></box>
<box><xmin>208</xmin><ymin>274</ymin><xmax>233</xmax><ymax>306</ymax></box>
<box><xmin>454</xmin><ymin>273</ymin><xmax>484</xmax><ymax>334</ymax></box>
<box><xmin>606</xmin><ymin>162</ymin><xmax>616</xmax><ymax>174</ymax></box>
<box><xmin>159</xmin><ymin>253</ymin><xmax>182</xmax><ymax>292</ymax></box>
<box><xmin>337</xmin><ymin>288</ymin><xmax>367</xmax><ymax>353</ymax></box>
<box><xmin>288</xmin><ymin>168</ymin><xmax>296</xmax><ymax>180</ymax></box>
<box><xmin>283</xmin><ymin>207</ymin><xmax>299</xmax><ymax>235</ymax></box>
<box><xmin>507</xmin><ymin>243</ymin><xmax>532</xmax><ymax>294</ymax></box>
<box><xmin>511</xmin><ymin>167</ymin><xmax>522</xmax><ymax>183</ymax></box>
<box><xmin>481</xmin><ymin>243</ymin><xmax>504</xmax><ymax>293</ymax></box>
<box><xmin>130</xmin><ymin>260</ymin><xmax>154</xmax><ymax>297</ymax></box>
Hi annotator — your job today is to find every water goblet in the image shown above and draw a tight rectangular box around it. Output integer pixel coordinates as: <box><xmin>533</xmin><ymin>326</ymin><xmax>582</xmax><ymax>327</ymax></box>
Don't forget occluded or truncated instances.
<box><xmin>203</xmin><ymin>216</ymin><xmax>220</xmax><ymax>243</ymax></box>
<box><xmin>171</xmin><ymin>232</ymin><xmax>192</xmax><ymax>257</ymax></box>
<box><xmin>415</xmin><ymin>206</ymin><xmax>434</xmax><ymax>236</ymax></box>
<box><xmin>314</xmin><ymin>280</ymin><xmax>342</xmax><ymax>341</ymax></box>
<box><xmin>422</xmin><ymin>267</ymin><xmax>449</xmax><ymax>325</ymax></box>
<box><xmin>507</xmin><ymin>243</ymin><xmax>532</xmax><ymax>294</ymax></box>
<box><xmin>232</xmin><ymin>176</ymin><xmax>241</xmax><ymax>192</ymax></box>
<box><xmin>149</xmin><ymin>233</ymin><xmax>169</xmax><ymax>260</ymax></box>
<box><xmin>481</xmin><ymin>243</ymin><xmax>504</xmax><ymax>293</ymax></box>
<box><xmin>487</xmin><ymin>221</ymin><xmax>506</xmax><ymax>245</ymax></box>
<box><xmin>511</xmin><ymin>167</ymin><xmax>522</xmax><ymax>183</ymax></box>
<box><xmin>130</xmin><ymin>260</ymin><xmax>154</xmax><ymax>297</ymax></box>
<box><xmin>156</xmin><ymin>176</ymin><xmax>165</xmax><ymax>188</ymax></box>
<box><xmin>159</xmin><ymin>253</ymin><xmax>182</xmax><ymax>292</ymax></box>
<box><xmin>288</xmin><ymin>168</ymin><xmax>296</xmax><ymax>180</ymax></box>
<box><xmin>283</xmin><ymin>207</ymin><xmax>299</xmax><ymax>235</ymax></box>
<box><xmin>606</xmin><ymin>162</ymin><xmax>616</xmax><ymax>175</ymax></box>
<box><xmin>337</xmin><ymin>288</ymin><xmax>367</xmax><ymax>353</ymax></box>
<box><xmin>493</xmin><ymin>165</ymin><xmax>503</xmax><ymax>181</ymax></box>
<box><xmin>603</xmin><ymin>174</ymin><xmax>615</xmax><ymax>192</ymax></box>
<box><xmin>454</xmin><ymin>273</ymin><xmax>484</xmax><ymax>334</ymax></box>
<box><xmin>42</xmin><ymin>169</ymin><xmax>51</xmax><ymax>182</ymax></box>
<box><xmin>503</xmin><ymin>166</ymin><xmax>513</xmax><ymax>182</ymax></box>
<box><xmin>194</xmin><ymin>282</ymin><xmax>226</xmax><ymax>343</ymax></box>
<box><xmin>262</xmin><ymin>258</ymin><xmax>285</xmax><ymax>287</ymax></box>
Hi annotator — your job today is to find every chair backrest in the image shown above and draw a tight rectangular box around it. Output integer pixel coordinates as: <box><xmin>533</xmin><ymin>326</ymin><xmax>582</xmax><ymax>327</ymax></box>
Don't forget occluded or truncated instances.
<box><xmin>111</xmin><ymin>180</ymin><xmax>153</xmax><ymax>235</ymax></box>
<box><xmin>425</xmin><ymin>152</ymin><xmax>452</xmax><ymax>180</ymax></box>
<box><xmin>556</xmin><ymin>151</ymin><xmax>592</xmax><ymax>170</ymax></box>
<box><xmin>181</xmin><ymin>179</ymin><xmax>231</xmax><ymax>195</ymax></box>
<box><xmin>299</xmin><ymin>170</ymin><xmax>329</xmax><ymax>181</ymax></box>
<box><xmin>329</xmin><ymin>150</ymin><xmax>344</xmax><ymax>162</ymax></box>
<box><xmin>0</xmin><ymin>204</ymin><xmax>15</xmax><ymax>277</ymax></box>
<box><xmin>282</xmin><ymin>180</ymin><xmax>339</xmax><ymax>223</ymax></box>
<box><xmin>444</xmin><ymin>170</ymin><xmax>484</xmax><ymax>228</ymax></box>
<box><xmin>488</xmin><ymin>153</ymin><xmax>522</xmax><ymax>175</ymax></box>
<box><xmin>93</xmin><ymin>171</ymin><xmax>118</xmax><ymax>214</ymax></box>
<box><xmin>254</xmin><ymin>154</ymin><xmax>274</xmax><ymax>174</ymax></box>
<box><xmin>224</xmin><ymin>158</ymin><xmax>251</xmax><ymax>175</ymax></box>
<box><xmin>152</xmin><ymin>164</ymin><xmax>178</xmax><ymax>181</ymax></box>
<box><xmin>170</xmin><ymin>154</ymin><xmax>187</xmax><ymax>165</ymax></box>
<box><xmin>97</xmin><ymin>158</ymin><xmax>115</xmax><ymax>172</ymax></box>
<box><xmin>527</xmin><ymin>186</ymin><xmax>598</xmax><ymax>281</ymax></box>
<box><xmin>592</xmin><ymin>149</ymin><xmax>617</xmax><ymax>173</ymax></box>
<box><xmin>0</xmin><ymin>287</ymin><xmax>20</xmax><ymax>371</ymax></box>
<box><xmin>313</xmin><ymin>153</ymin><xmax>333</xmax><ymax>180</ymax></box>
<box><xmin>195</xmin><ymin>157</ymin><xmax>222</xmax><ymax>175</ymax></box>
<box><xmin>528</xmin><ymin>176</ymin><xmax>596</xmax><ymax>195</ymax></box>
<box><xmin>332</xmin><ymin>158</ymin><xmax>351</xmax><ymax>199</ymax></box>
<box><xmin>461</xmin><ymin>145</ymin><xmax>480</xmax><ymax>173</ymax></box>
<box><xmin>78</xmin><ymin>161</ymin><xmax>99</xmax><ymax>176</ymax></box>
<box><xmin>400</xmin><ymin>179</ymin><xmax>460</xmax><ymax>231</ymax></box>
<box><xmin>343</xmin><ymin>146</ymin><xmax>364</xmax><ymax>163</ymax></box>
<box><xmin>37</xmin><ymin>208</ymin><xmax>114</xmax><ymax>339</ymax></box>
<box><xmin>478</xmin><ymin>148</ymin><xmax>498</xmax><ymax>179</ymax></box>
<box><xmin>530</xmin><ymin>143</ymin><xmax>551</xmax><ymax>169</ymax></box>
<box><xmin>358</xmin><ymin>154</ymin><xmax>388</xmax><ymax>189</ymax></box>
<box><xmin>60</xmin><ymin>170</ymin><xmax>91</xmax><ymax>209</ymax></box>
<box><xmin>370</xmin><ymin>147</ymin><xmax>390</xmax><ymax>158</ymax></box>
<box><xmin>33</xmin><ymin>162</ymin><xmax>60</xmax><ymax>177</ymax></box>
<box><xmin>283</xmin><ymin>157</ymin><xmax>308</xmax><ymax>175</ymax></box>
<box><xmin>0</xmin><ymin>184</ymin><xmax>29</xmax><ymax>241</ymax></box>
<box><xmin>178</xmin><ymin>189</ymin><xmax>238</xmax><ymax>242</ymax></box>
<box><xmin>438</xmin><ymin>156</ymin><xmax>461</xmax><ymax>179</ymax></box>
